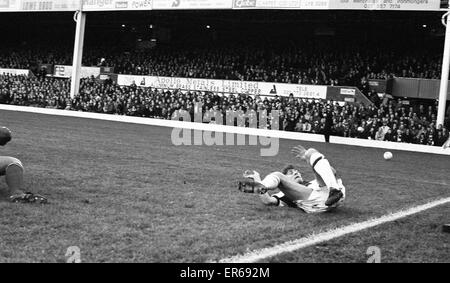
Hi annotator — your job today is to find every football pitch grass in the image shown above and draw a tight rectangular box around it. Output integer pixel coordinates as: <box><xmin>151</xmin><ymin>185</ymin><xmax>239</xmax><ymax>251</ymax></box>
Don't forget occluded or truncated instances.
<box><xmin>266</xmin><ymin>205</ymin><xmax>450</xmax><ymax>263</ymax></box>
<box><xmin>0</xmin><ymin>109</ymin><xmax>448</xmax><ymax>263</ymax></box>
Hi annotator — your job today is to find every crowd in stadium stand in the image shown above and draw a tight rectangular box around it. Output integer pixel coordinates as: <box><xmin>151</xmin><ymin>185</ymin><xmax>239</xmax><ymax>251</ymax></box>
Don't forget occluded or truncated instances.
<box><xmin>1</xmin><ymin>74</ymin><xmax>449</xmax><ymax>146</ymax></box>
<box><xmin>0</xmin><ymin>41</ymin><xmax>444</xmax><ymax>89</ymax></box>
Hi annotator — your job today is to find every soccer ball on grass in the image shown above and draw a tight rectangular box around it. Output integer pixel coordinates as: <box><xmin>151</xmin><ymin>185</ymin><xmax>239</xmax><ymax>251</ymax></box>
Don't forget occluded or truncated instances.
<box><xmin>383</xmin><ymin>151</ymin><xmax>393</xmax><ymax>160</ymax></box>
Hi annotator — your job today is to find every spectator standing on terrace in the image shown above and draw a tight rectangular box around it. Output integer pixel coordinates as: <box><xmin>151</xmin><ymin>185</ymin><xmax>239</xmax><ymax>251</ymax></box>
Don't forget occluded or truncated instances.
<box><xmin>375</xmin><ymin>127</ymin><xmax>385</xmax><ymax>141</ymax></box>
<box><xmin>302</xmin><ymin>120</ymin><xmax>312</xmax><ymax>133</ymax></box>
<box><xmin>367</xmin><ymin>91</ymin><xmax>379</xmax><ymax>107</ymax></box>
<box><xmin>367</xmin><ymin>127</ymin><xmax>377</xmax><ymax>140</ymax></box>
<box><xmin>323</xmin><ymin>104</ymin><xmax>333</xmax><ymax>143</ymax></box>
<box><xmin>334</xmin><ymin>122</ymin><xmax>345</xmax><ymax>137</ymax></box>
<box><xmin>295</xmin><ymin>119</ymin><xmax>304</xmax><ymax>132</ymax></box>
<box><xmin>285</xmin><ymin>115</ymin><xmax>297</xmax><ymax>132</ymax></box>
<box><xmin>403</xmin><ymin>128</ymin><xmax>414</xmax><ymax>143</ymax></box>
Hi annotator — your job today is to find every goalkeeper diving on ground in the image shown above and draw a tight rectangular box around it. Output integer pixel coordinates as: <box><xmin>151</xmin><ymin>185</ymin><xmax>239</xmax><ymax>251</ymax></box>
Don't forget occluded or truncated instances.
<box><xmin>238</xmin><ymin>145</ymin><xmax>345</xmax><ymax>213</ymax></box>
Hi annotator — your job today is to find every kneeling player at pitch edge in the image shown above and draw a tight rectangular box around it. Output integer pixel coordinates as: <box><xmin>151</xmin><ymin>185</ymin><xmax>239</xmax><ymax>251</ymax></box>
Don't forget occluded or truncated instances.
<box><xmin>0</xmin><ymin>126</ymin><xmax>47</xmax><ymax>204</ymax></box>
<box><xmin>238</xmin><ymin>145</ymin><xmax>345</xmax><ymax>213</ymax></box>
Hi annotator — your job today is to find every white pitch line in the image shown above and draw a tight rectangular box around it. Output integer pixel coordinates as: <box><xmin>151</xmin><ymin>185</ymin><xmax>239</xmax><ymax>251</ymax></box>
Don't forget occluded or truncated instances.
<box><xmin>218</xmin><ymin>197</ymin><xmax>450</xmax><ymax>263</ymax></box>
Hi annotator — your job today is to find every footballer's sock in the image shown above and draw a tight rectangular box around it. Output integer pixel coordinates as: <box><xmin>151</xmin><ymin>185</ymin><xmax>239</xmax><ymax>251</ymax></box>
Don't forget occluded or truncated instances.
<box><xmin>5</xmin><ymin>164</ymin><xmax>24</xmax><ymax>195</ymax></box>
<box><xmin>260</xmin><ymin>173</ymin><xmax>281</xmax><ymax>190</ymax></box>
<box><xmin>311</xmin><ymin>153</ymin><xmax>340</xmax><ymax>190</ymax></box>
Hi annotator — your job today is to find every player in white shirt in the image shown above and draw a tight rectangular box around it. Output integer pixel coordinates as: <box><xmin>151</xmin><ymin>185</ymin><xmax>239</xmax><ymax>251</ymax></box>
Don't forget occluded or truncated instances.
<box><xmin>238</xmin><ymin>145</ymin><xmax>345</xmax><ymax>213</ymax></box>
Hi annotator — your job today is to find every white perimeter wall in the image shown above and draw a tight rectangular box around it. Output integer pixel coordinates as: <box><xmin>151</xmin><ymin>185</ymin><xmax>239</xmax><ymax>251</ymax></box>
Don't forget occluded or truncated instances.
<box><xmin>0</xmin><ymin>104</ymin><xmax>449</xmax><ymax>156</ymax></box>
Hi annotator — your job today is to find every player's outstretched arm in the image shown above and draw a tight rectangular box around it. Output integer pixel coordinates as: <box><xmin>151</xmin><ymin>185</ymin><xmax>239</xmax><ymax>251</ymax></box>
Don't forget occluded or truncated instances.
<box><xmin>292</xmin><ymin>145</ymin><xmax>338</xmax><ymax>175</ymax></box>
<box><xmin>292</xmin><ymin>145</ymin><xmax>327</xmax><ymax>167</ymax></box>
<box><xmin>291</xmin><ymin>145</ymin><xmax>308</xmax><ymax>161</ymax></box>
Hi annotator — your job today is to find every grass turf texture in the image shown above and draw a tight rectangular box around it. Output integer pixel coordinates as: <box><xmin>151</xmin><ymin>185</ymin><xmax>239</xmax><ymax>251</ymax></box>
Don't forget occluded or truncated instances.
<box><xmin>266</xmin><ymin>205</ymin><xmax>450</xmax><ymax>263</ymax></box>
<box><xmin>0</xmin><ymin>109</ymin><xmax>449</xmax><ymax>262</ymax></box>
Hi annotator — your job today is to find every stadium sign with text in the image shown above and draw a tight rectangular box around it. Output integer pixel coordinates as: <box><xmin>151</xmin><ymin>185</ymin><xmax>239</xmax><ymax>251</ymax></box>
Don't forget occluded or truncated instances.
<box><xmin>329</xmin><ymin>0</ymin><xmax>442</xmax><ymax>11</ymax></box>
<box><xmin>52</xmin><ymin>65</ymin><xmax>101</xmax><ymax>78</ymax></box>
<box><xmin>0</xmin><ymin>0</ymin><xmax>80</xmax><ymax>11</ymax></box>
<box><xmin>233</xmin><ymin>0</ymin><xmax>330</xmax><ymax>9</ymax></box>
<box><xmin>258</xmin><ymin>82</ymin><xmax>327</xmax><ymax>98</ymax></box>
<box><xmin>0</xmin><ymin>0</ymin><xmax>445</xmax><ymax>11</ymax></box>
<box><xmin>0</xmin><ymin>68</ymin><xmax>30</xmax><ymax>76</ymax></box>
<box><xmin>152</xmin><ymin>0</ymin><xmax>232</xmax><ymax>9</ymax></box>
<box><xmin>82</xmin><ymin>0</ymin><xmax>115</xmax><ymax>10</ymax></box>
<box><xmin>82</xmin><ymin>0</ymin><xmax>153</xmax><ymax>10</ymax></box>
<box><xmin>340</xmin><ymin>88</ymin><xmax>356</xmax><ymax>95</ymax></box>
<box><xmin>232</xmin><ymin>0</ymin><xmax>442</xmax><ymax>10</ymax></box>
<box><xmin>116</xmin><ymin>75</ymin><xmax>327</xmax><ymax>99</ymax></box>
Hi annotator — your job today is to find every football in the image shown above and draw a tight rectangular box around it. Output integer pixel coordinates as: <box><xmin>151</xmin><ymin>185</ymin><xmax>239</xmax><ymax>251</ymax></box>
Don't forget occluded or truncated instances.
<box><xmin>383</xmin><ymin>151</ymin><xmax>393</xmax><ymax>160</ymax></box>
